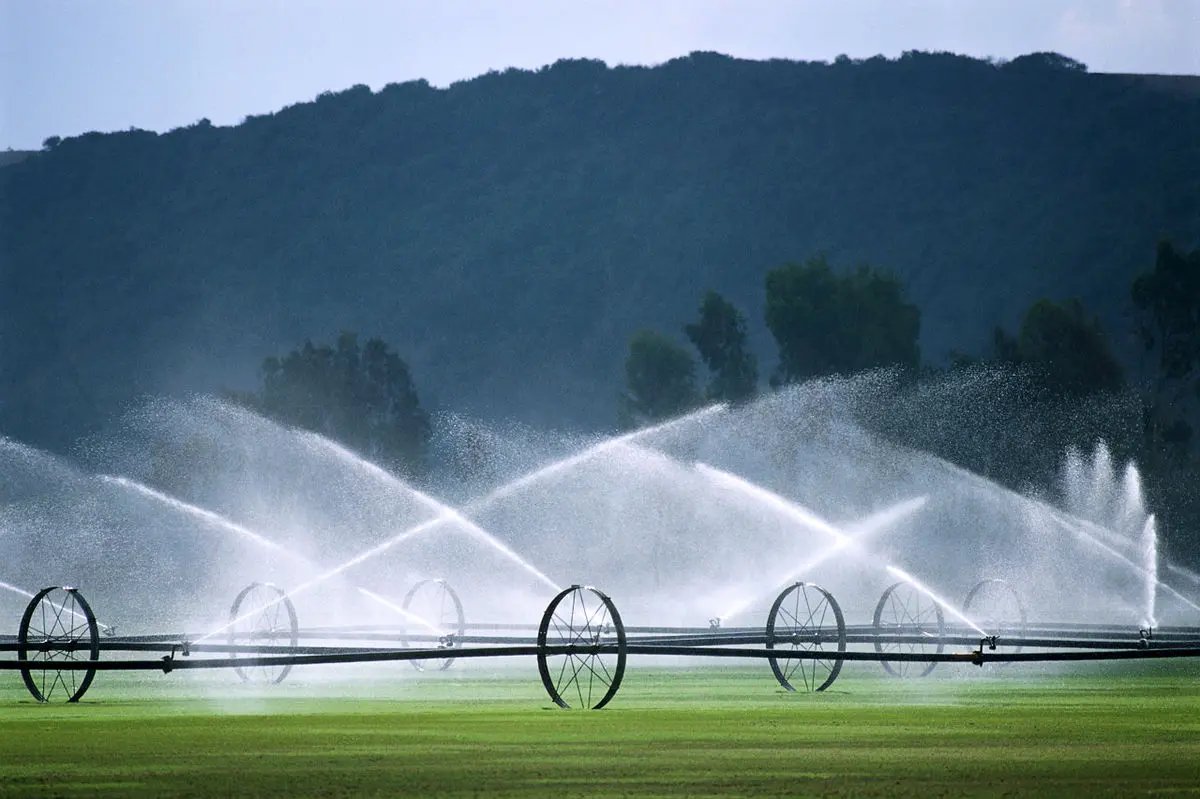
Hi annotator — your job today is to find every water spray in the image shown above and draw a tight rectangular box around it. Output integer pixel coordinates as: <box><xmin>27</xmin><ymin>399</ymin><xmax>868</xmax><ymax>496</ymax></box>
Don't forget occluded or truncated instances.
<box><xmin>193</xmin><ymin>515</ymin><xmax>448</xmax><ymax>643</ymax></box>
<box><xmin>0</xmin><ymin>579</ymin><xmax>116</xmax><ymax>635</ymax></box>
<box><xmin>1166</xmin><ymin>562</ymin><xmax>1200</xmax><ymax>586</ymax></box>
<box><xmin>249</xmin><ymin>404</ymin><xmax>727</xmax><ymax>606</ymax></box>
<box><xmin>715</xmin><ymin>496</ymin><xmax>929</xmax><ymax>622</ymax></box>
<box><xmin>930</xmin><ymin>452</ymin><xmax>1196</xmax><ymax>619</ymax></box>
<box><xmin>480</xmin><ymin>403</ymin><xmax>726</xmax><ymax>506</ymax></box>
<box><xmin>357</xmin><ymin>588</ymin><xmax>445</xmax><ymax>636</ymax></box>
<box><xmin>100</xmin><ymin>475</ymin><xmax>316</xmax><ymax>569</ymax></box>
<box><xmin>885</xmin><ymin>565</ymin><xmax>988</xmax><ymax>637</ymax></box>
<box><xmin>694</xmin><ymin>462</ymin><xmax>853</xmax><ymax>546</ymax></box>
<box><xmin>695</xmin><ymin>463</ymin><xmax>987</xmax><ymax>635</ymax></box>
<box><xmin>298</xmin><ymin>433</ymin><xmax>561</xmax><ymax>592</ymax></box>
<box><xmin>0</xmin><ymin>580</ymin><xmax>34</xmax><ymax>600</ymax></box>
<box><xmin>1139</xmin><ymin>515</ymin><xmax>1158</xmax><ymax>629</ymax></box>
<box><xmin>1040</xmin><ymin>510</ymin><xmax>1198</xmax><ymax>616</ymax></box>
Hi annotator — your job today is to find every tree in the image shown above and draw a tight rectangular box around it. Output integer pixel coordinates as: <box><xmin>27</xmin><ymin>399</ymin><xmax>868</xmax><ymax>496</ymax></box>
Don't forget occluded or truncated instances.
<box><xmin>1003</xmin><ymin>52</ymin><xmax>1088</xmax><ymax>73</ymax></box>
<box><xmin>619</xmin><ymin>329</ymin><xmax>701</xmax><ymax>427</ymax></box>
<box><xmin>764</xmin><ymin>254</ymin><xmax>920</xmax><ymax>386</ymax></box>
<box><xmin>1011</xmin><ymin>298</ymin><xmax>1124</xmax><ymax>397</ymax></box>
<box><xmin>1132</xmin><ymin>241</ymin><xmax>1200</xmax><ymax>461</ymax></box>
<box><xmin>254</xmin><ymin>332</ymin><xmax>431</xmax><ymax>476</ymax></box>
<box><xmin>684</xmin><ymin>290</ymin><xmax>758</xmax><ymax>403</ymax></box>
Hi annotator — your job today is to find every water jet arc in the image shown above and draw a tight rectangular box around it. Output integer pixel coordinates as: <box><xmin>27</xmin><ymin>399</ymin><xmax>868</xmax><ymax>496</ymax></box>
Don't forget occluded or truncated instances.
<box><xmin>296</xmin><ymin>433</ymin><xmax>561</xmax><ymax>593</ymax></box>
<box><xmin>694</xmin><ymin>464</ymin><xmax>975</xmax><ymax>631</ymax></box>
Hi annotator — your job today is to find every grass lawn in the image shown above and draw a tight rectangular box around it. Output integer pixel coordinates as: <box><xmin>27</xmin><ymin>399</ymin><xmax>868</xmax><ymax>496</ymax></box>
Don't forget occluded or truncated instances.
<box><xmin>1</xmin><ymin>660</ymin><xmax>1198</xmax><ymax>797</ymax></box>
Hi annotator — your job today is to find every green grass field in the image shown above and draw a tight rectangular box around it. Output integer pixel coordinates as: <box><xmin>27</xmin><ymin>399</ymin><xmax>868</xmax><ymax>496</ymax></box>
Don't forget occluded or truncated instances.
<box><xmin>1</xmin><ymin>661</ymin><xmax>1198</xmax><ymax>797</ymax></box>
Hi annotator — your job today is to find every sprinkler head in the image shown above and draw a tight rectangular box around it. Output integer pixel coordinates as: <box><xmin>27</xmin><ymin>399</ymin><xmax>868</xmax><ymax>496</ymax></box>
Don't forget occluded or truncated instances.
<box><xmin>976</xmin><ymin>636</ymin><xmax>997</xmax><ymax>657</ymax></box>
<box><xmin>709</xmin><ymin>617</ymin><xmax>721</xmax><ymax>629</ymax></box>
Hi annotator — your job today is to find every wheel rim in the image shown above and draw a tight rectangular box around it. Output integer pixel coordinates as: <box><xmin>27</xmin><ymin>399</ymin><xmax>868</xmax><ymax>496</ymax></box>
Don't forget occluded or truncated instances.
<box><xmin>17</xmin><ymin>586</ymin><xmax>100</xmax><ymax>703</ymax></box>
<box><xmin>401</xmin><ymin>579</ymin><xmax>466</xmax><ymax>672</ymax></box>
<box><xmin>766</xmin><ymin>582</ymin><xmax>846</xmax><ymax>692</ymax></box>
<box><xmin>228</xmin><ymin>582</ymin><xmax>299</xmax><ymax>684</ymax></box>
<box><xmin>536</xmin><ymin>585</ymin><xmax>626</xmax><ymax>709</ymax></box>
<box><xmin>963</xmin><ymin>578</ymin><xmax>1027</xmax><ymax>664</ymax></box>
<box><xmin>873</xmin><ymin>580</ymin><xmax>945</xmax><ymax>677</ymax></box>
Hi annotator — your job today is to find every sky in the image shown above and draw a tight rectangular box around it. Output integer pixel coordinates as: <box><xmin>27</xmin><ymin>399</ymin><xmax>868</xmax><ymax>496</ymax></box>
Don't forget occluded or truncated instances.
<box><xmin>2</xmin><ymin>0</ymin><xmax>1198</xmax><ymax>151</ymax></box>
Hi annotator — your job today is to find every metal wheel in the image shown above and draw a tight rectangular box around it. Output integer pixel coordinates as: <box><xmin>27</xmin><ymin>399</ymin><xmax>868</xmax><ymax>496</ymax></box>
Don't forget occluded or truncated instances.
<box><xmin>963</xmin><ymin>578</ymin><xmax>1027</xmax><ymax>663</ymax></box>
<box><xmin>228</xmin><ymin>582</ymin><xmax>299</xmax><ymax>684</ymax></box>
<box><xmin>766</xmin><ymin>582</ymin><xmax>846</xmax><ymax>692</ymax></box>
<box><xmin>536</xmin><ymin>585</ymin><xmax>626</xmax><ymax>709</ymax></box>
<box><xmin>17</xmin><ymin>586</ymin><xmax>100</xmax><ymax>703</ymax></box>
<box><xmin>401</xmin><ymin>579</ymin><xmax>466</xmax><ymax>672</ymax></box>
<box><xmin>873</xmin><ymin>580</ymin><xmax>945</xmax><ymax>677</ymax></box>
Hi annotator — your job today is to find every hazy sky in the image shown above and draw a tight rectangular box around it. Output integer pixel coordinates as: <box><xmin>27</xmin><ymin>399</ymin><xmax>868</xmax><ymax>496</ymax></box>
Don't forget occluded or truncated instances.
<box><xmin>2</xmin><ymin>0</ymin><xmax>1197</xmax><ymax>150</ymax></box>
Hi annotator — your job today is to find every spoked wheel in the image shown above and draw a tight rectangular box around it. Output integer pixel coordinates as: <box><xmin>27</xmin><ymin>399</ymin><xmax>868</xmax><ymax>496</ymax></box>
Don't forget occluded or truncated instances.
<box><xmin>401</xmin><ymin>579</ymin><xmax>466</xmax><ymax>672</ymax></box>
<box><xmin>963</xmin><ymin>578</ymin><xmax>1027</xmax><ymax>664</ymax></box>
<box><xmin>228</xmin><ymin>582</ymin><xmax>299</xmax><ymax>684</ymax></box>
<box><xmin>537</xmin><ymin>585</ymin><xmax>626</xmax><ymax>709</ymax></box>
<box><xmin>873</xmin><ymin>580</ymin><xmax>945</xmax><ymax>677</ymax></box>
<box><xmin>17</xmin><ymin>586</ymin><xmax>100</xmax><ymax>703</ymax></box>
<box><xmin>766</xmin><ymin>582</ymin><xmax>846</xmax><ymax>692</ymax></box>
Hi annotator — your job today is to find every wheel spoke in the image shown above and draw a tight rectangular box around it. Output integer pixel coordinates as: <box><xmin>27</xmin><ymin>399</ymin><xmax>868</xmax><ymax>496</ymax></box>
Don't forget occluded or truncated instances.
<box><xmin>555</xmin><ymin>649</ymin><xmax>571</xmax><ymax>686</ymax></box>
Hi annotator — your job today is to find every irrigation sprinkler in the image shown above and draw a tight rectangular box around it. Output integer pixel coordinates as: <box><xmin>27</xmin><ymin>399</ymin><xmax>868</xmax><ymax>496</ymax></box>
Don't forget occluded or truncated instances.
<box><xmin>962</xmin><ymin>578</ymin><xmax>1027</xmax><ymax>664</ymax></box>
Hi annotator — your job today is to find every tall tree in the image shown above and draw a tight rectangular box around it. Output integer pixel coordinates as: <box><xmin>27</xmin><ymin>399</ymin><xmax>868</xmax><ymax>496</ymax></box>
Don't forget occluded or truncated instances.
<box><xmin>255</xmin><ymin>332</ymin><xmax>431</xmax><ymax>476</ymax></box>
<box><xmin>1132</xmin><ymin>240</ymin><xmax>1200</xmax><ymax>461</ymax></box>
<box><xmin>764</xmin><ymin>254</ymin><xmax>920</xmax><ymax>386</ymax></box>
<box><xmin>1011</xmin><ymin>298</ymin><xmax>1124</xmax><ymax>397</ymax></box>
<box><xmin>619</xmin><ymin>329</ymin><xmax>701</xmax><ymax>427</ymax></box>
<box><xmin>684</xmin><ymin>290</ymin><xmax>758</xmax><ymax>404</ymax></box>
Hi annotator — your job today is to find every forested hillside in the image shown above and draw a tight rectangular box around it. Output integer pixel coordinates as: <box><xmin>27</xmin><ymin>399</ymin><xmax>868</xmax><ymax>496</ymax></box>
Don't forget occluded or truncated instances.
<box><xmin>2</xmin><ymin>50</ymin><xmax>1198</xmax><ymax>449</ymax></box>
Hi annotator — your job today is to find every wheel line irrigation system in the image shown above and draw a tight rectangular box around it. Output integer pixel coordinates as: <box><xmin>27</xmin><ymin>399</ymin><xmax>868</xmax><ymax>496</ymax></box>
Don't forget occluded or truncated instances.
<box><xmin>4</xmin><ymin>578</ymin><xmax>1200</xmax><ymax>709</ymax></box>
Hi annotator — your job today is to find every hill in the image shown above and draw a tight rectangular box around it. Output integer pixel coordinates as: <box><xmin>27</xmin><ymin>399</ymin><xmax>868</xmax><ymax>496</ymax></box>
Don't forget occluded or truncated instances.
<box><xmin>2</xmin><ymin>50</ymin><xmax>1198</xmax><ymax>450</ymax></box>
